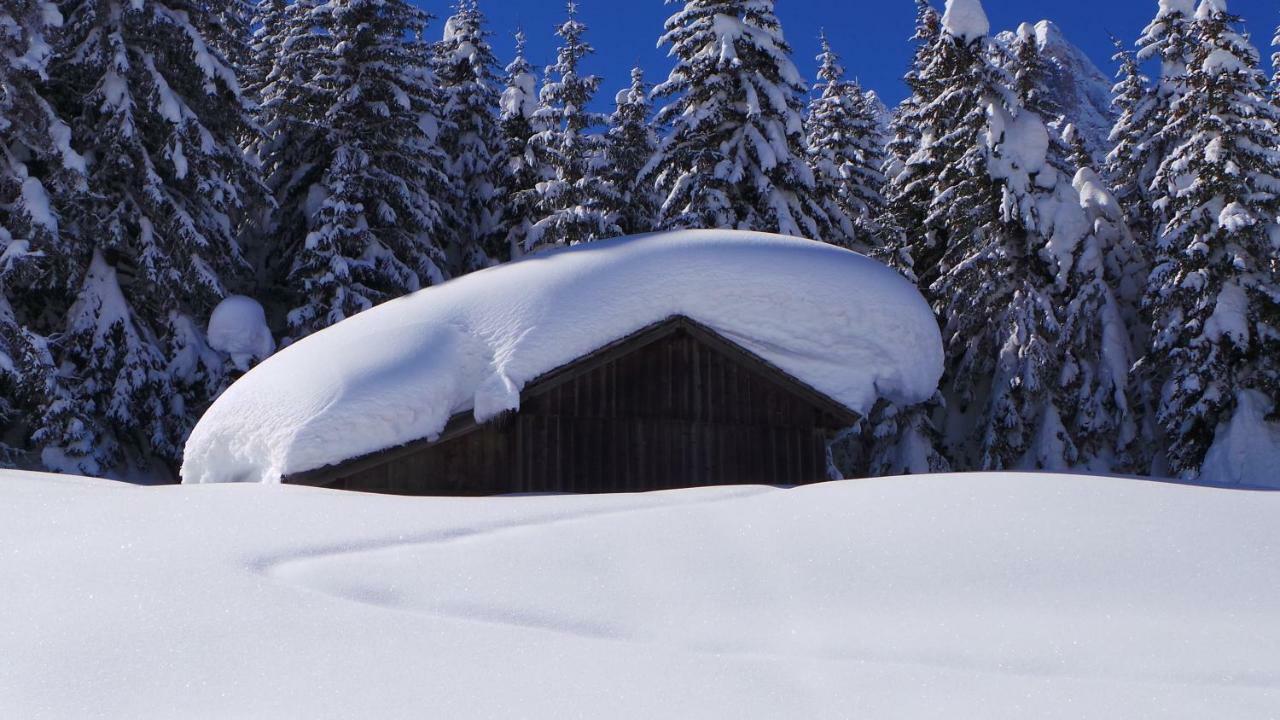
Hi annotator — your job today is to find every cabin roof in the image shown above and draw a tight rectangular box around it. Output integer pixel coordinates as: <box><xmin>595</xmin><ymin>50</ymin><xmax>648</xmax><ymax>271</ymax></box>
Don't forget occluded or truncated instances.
<box><xmin>285</xmin><ymin>315</ymin><xmax>861</xmax><ymax>486</ymax></box>
<box><xmin>183</xmin><ymin>231</ymin><xmax>943</xmax><ymax>485</ymax></box>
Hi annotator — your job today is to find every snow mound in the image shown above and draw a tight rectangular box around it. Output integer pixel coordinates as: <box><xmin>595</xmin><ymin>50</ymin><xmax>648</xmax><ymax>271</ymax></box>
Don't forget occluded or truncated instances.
<box><xmin>207</xmin><ymin>295</ymin><xmax>275</xmax><ymax>371</ymax></box>
<box><xmin>1201</xmin><ymin>390</ymin><xmax>1280</xmax><ymax>487</ymax></box>
<box><xmin>182</xmin><ymin>231</ymin><xmax>943</xmax><ymax>484</ymax></box>
<box><xmin>942</xmin><ymin>0</ymin><xmax>990</xmax><ymax>42</ymax></box>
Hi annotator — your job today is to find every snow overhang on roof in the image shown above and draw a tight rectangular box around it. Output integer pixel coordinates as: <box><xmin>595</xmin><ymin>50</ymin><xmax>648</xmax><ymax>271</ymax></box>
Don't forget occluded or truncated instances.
<box><xmin>182</xmin><ymin>230</ymin><xmax>944</xmax><ymax>484</ymax></box>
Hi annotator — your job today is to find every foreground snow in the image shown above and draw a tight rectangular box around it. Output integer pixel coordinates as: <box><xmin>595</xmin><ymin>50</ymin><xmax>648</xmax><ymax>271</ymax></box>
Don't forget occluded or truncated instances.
<box><xmin>2</xmin><ymin>471</ymin><xmax>1277</xmax><ymax>718</ymax></box>
<box><xmin>183</xmin><ymin>230</ymin><xmax>941</xmax><ymax>485</ymax></box>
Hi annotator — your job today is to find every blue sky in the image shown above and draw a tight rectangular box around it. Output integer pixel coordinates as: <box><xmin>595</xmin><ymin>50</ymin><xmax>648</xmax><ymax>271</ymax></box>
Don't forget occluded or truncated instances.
<box><xmin>422</xmin><ymin>0</ymin><xmax>1279</xmax><ymax>108</ymax></box>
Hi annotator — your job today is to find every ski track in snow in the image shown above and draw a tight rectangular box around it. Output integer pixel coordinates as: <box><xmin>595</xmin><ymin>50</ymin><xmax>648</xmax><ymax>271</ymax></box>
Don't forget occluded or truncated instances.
<box><xmin>259</xmin><ymin>485</ymin><xmax>775</xmax><ymax>640</ymax></box>
<box><xmin>257</xmin><ymin>482</ymin><xmax>1280</xmax><ymax>693</ymax></box>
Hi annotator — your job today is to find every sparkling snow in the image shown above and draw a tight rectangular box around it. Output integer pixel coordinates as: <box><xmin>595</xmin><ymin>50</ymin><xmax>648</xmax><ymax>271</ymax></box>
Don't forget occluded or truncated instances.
<box><xmin>182</xmin><ymin>231</ymin><xmax>943</xmax><ymax>484</ymax></box>
<box><xmin>2</xmin><ymin>471</ymin><xmax>1278</xmax><ymax>718</ymax></box>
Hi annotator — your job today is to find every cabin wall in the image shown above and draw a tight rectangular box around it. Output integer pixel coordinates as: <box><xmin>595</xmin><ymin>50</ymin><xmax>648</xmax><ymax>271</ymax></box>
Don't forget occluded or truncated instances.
<box><xmin>324</xmin><ymin>328</ymin><xmax>841</xmax><ymax>495</ymax></box>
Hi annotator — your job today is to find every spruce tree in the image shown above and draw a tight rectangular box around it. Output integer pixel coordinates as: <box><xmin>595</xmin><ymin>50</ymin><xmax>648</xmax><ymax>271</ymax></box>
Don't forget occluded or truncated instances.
<box><xmin>649</xmin><ymin>0</ymin><xmax>829</xmax><ymax>239</ymax></box>
<box><xmin>257</xmin><ymin>0</ymin><xmax>453</xmax><ymax>339</ymax></box>
<box><xmin>1272</xmin><ymin>20</ymin><xmax>1279</xmax><ymax>95</ymax></box>
<box><xmin>805</xmin><ymin>34</ymin><xmax>887</xmax><ymax>251</ymax></box>
<box><xmin>495</xmin><ymin>30</ymin><xmax>543</xmax><ymax>260</ymax></box>
<box><xmin>595</xmin><ymin>67</ymin><xmax>660</xmax><ymax>236</ymax></box>
<box><xmin>1135</xmin><ymin>0</ymin><xmax>1197</xmax><ymax>235</ymax></box>
<box><xmin>1059</xmin><ymin>167</ymin><xmax>1143</xmax><ymax>470</ymax></box>
<box><xmin>1139</xmin><ymin>0</ymin><xmax>1280</xmax><ymax>478</ymax></box>
<box><xmin>1</xmin><ymin>0</ymin><xmax>83</xmax><ymax>426</ymax></box>
<box><xmin>1006</xmin><ymin>22</ymin><xmax>1071</xmax><ymax>173</ymax></box>
<box><xmin>38</xmin><ymin>0</ymin><xmax>265</xmax><ymax>473</ymax></box>
<box><xmin>524</xmin><ymin>3</ymin><xmax>615</xmax><ymax>250</ymax></box>
<box><xmin>907</xmin><ymin>0</ymin><xmax>1091</xmax><ymax>470</ymax></box>
<box><xmin>435</xmin><ymin>0</ymin><xmax>503</xmax><ymax>273</ymax></box>
<box><xmin>883</xmin><ymin>0</ymin><xmax>945</xmax><ymax>284</ymax></box>
<box><xmin>1104</xmin><ymin>39</ymin><xmax>1159</xmax><ymax>246</ymax></box>
<box><xmin>886</xmin><ymin>0</ymin><xmax>942</xmax><ymax>170</ymax></box>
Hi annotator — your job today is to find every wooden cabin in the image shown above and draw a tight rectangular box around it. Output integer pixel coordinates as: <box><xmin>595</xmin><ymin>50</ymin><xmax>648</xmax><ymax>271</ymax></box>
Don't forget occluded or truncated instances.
<box><xmin>285</xmin><ymin>315</ymin><xmax>858</xmax><ymax>495</ymax></box>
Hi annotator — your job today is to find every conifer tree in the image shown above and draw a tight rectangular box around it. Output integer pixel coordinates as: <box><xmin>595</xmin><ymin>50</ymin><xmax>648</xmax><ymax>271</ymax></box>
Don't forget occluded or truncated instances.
<box><xmin>1006</xmin><ymin>22</ymin><xmax>1071</xmax><ymax>173</ymax></box>
<box><xmin>1104</xmin><ymin>39</ymin><xmax>1159</xmax><ymax>245</ymax></box>
<box><xmin>805</xmin><ymin>35</ymin><xmax>887</xmax><ymax>250</ymax></box>
<box><xmin>904</xmin><ymin>0</ymin><xmax>1093</xmax><ymax>470</ymax></box>
<box><xmin>1272</xmin><ymin>20</ymin><xmax>1279</xmax><ymax>95</ymax></box>
<box><xmin>0</xmin><ymin>0</ymin><xmax>96</xmax><ymax>470</ymax></box>
<box><xmin>886</xmin><ymin>0</ymin><xmax>942</xmax><ymax>170</ymax></box>
<box><xmin>595</xmin><ymin>67</ymin><xmax>660</xmax><ymax>236</ymax></box>
<box><xmin>38</xmin><ymin>0</ymin><xmax>266</xmax><ymax>472</ymax></box>
<box><xmin>495</xmin><ymin>30</ymin><xmax>543</xmax><ymax>260</ymax></box>
<box><xmin>1059</xmin><ymin>167</ymin><xmax>1143</xmax><ymax>470</ymax></box>
<box><xmin>524</xmin><ymin>3</ymin><xmax>615</xmax><ymax>250</ymax></box>
<box><xmin>435</xmin><ymin>0</ymin><xmax>503</xmax><ymax>273</ymax></box>
<box><xmin>1139</xmin><ymin>0</ymin><xmax>1280</xmax><ymax>478</ymax></box>
<box><xmin>649</xmin><ymin>0</ymin><xmax>829</xmax><ymax>239</ymax></box>
<box><xmin>1134</xmin><ymin>0</ymin><xmax>1197</xmax><ymax>235</ymax></box>
<box><xmin>883</xmin><ymin>0</ymin><xmax>945</xmax><ymax>284</ymax></box>
<box><xmin>257</xmin><ymin>0</ymin><xmax>453</xmax><ymax>339</ymax></box>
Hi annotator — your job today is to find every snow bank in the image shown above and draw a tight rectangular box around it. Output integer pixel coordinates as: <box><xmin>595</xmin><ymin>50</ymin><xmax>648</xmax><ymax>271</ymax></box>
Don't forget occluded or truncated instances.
<box><xmin>207</xmin><ymin>295</ymin><xmax>275</xmax><ymax>371</ymax></box>
<box><xmin>4</xmin><ymin>471</ymin><xmax>1279</xmax><ymax>718</ymax></box>
<box><xmin>183</xmin><ymin>231</ymin><xmax>942</xmax><ymax>484</ymax></box>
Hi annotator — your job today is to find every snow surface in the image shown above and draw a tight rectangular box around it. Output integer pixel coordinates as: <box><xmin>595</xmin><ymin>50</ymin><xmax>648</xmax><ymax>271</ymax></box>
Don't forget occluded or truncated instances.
<box><xmin>183</xmin><ymin>231</ymin><xmax>942</xmax><ymax>484</ymax></box>
<box><xmin>206</xmin><ymin>295</ymin><xmax>274</xmax><ymax>371</ymax></box>
<box><xmin>2</xmin><ymin>470</ymin><xmax>1279</xmax><ymax>718</ymax></box>
<box><xmin>942</xmin><ymin>0</ymin><xmax>990</xmax><ymax>42</ymax></box>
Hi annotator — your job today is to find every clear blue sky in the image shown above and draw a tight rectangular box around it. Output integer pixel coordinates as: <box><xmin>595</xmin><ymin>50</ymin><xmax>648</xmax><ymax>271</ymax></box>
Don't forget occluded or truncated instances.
<box><xmin>420</xmin><ymin>0</ymin><xmax>1279</xmax><ymax>108</ymax></box>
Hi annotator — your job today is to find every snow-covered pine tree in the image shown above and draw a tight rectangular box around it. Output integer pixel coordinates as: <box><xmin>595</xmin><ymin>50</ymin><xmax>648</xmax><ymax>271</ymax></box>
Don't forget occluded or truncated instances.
<box><xmin>435</xmin><ymin>0</ymin><xmax>503</xmax><ymax>273</ymax></box>
<box><xmin>1058</xmin><ymin>166</ymin><xmax>1143</xmax><ymax>471</ymax></box>
<box><xmin>1104</xmin><ymin>38</ymin><xmax>1159</xmax><ymax>246</ymax></box>
<box><xmin>1272</xmin><ymin>19</ymin><xmax>1279</xmax><ymax>94</ymax></box>
<box><xmin>1134</xmin><ymin>0</ymin><xmax>1197</xmax><ymax>236</ymax></box>
<box><xmin>258</xmin><ymin>0</ymin><xmax>452</xmax><ymax>339</ymax></box>
<box><xmin>856</xmin><ymin>0</ymin><xmax>951</xmax><ymax>475</ymax></box>
<box><xmin>1138</xmin><ymin>0</ymin><xmax>1280</xmax><ymax>479</ymax></box>
<box><xmin>524</xmin><ymin>3</ymin><xmax>614</xmax><ymax>250</ymax></box>
<box><xmin>883</xmin><ymin>0</ymin><xmax>946</xmax><ymax>285</ymax></box>
<box><xmin>907</xmin><ymin>0</ymin><xmax>1094</xmax><ymax>470</ymax></box>
<box><xmin>494</xmin><ymin>30</ymin><xmax>543</xmax><ymax>260</ymax></box>
<box><xmin>1005</xmin><ymin>22</ymin><xmax>1071</xmax><ymax>173</ymax></box>
<box><xmin>249</xmin><ymin>0</ymin><xmax>324</xmax><ymax>283</ymax></box>
<box><xmin>595</xmin><ymin>67</ymin><xmax>660</xmax><ymax>237</ymax></box>
<box><xmin>886</xmin><ymin>0</ymin><xmax>942</xmax><ymax>170</ymax></box>
<box><xmin>649</xmin><ymin>0</ymin><xmax>830</xmax><ymax>240</ymax></box>
<box><xmin>804</xmin><ymin>34</ymin><xmax>887</xmax><ymax>251</ymax></box>
<box><xmin>39</xmin><ymin>0</ymin><xmax>266</xmax><ymax>473</ymax></box>
<box><xmin>0</xmin><ymin>0</ymin><xmax>97</xmax><ymax>470</ymax></box>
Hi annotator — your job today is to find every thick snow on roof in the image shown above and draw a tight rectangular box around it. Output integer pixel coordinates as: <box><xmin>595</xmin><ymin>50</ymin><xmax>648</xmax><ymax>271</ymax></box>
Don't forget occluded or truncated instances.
<box><xmin>182</xmin><ymin>231</ymin><xmax>943</xmax><ymax>484</ymax></box>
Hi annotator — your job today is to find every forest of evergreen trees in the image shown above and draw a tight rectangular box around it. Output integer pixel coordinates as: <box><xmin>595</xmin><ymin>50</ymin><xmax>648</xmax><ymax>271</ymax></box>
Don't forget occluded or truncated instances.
<box><xmin>2</xmin><ymin>0</ymin><xmax>1279</xmax><ymax>482</ymax></box>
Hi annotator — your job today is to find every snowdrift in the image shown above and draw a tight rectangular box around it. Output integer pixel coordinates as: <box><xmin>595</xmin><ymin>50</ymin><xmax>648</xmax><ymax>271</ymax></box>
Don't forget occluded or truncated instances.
<box><xmin>3</xmin><ymin>471</ymin><xmax>1278</xmax><ymax>718</ymax></box>
<box><xmin>182</xmin><ymin>231</ymin><xmax>943</xmax><ymax>484</ymax></box>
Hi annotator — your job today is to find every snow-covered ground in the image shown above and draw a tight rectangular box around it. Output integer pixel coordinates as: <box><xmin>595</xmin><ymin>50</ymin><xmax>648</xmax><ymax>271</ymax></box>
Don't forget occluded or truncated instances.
<box><xmin>2</xmin><ymin>470</ymin><xmax>1278</xmax><ymax>718</ymax></box>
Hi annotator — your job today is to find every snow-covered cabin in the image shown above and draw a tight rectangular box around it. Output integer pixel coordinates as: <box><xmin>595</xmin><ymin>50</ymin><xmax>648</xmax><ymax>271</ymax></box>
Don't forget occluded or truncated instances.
<box><xmin>182</xmin><ymin>231</ymin><xmax>943</xmax><ymax>494</ymax></box>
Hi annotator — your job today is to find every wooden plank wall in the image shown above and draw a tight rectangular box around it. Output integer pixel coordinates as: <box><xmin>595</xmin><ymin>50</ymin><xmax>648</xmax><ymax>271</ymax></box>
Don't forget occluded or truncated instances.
<box><xmin>331</xmin><ymin>328</ymin><xmax>835</xmax><ymax>495</ymax></box>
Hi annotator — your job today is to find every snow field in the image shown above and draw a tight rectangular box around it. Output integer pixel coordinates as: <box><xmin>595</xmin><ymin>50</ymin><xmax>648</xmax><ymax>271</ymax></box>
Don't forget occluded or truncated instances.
<box><xmin>1</xmin><ymin>470</ymin><xmax>1278</xmax><ymax>718</ymax></box>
